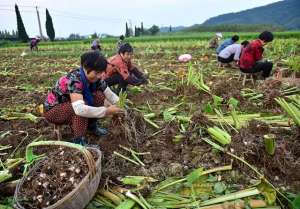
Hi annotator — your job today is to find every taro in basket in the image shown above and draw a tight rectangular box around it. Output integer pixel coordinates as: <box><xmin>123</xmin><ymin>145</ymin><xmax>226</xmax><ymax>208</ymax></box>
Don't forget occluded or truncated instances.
<box><xmin>14</xmin><ymin>141</ymin><xmax>102</xmax><ymax>209</ymax></box>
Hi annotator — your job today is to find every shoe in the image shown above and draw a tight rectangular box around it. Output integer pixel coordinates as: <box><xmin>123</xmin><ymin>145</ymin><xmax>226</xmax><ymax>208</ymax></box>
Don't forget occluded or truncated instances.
<box><xmin>88</xmin><ymin>122</ymin><xmax>108</xmax><ymax>137</ymax></box>
<box><xmin>72</xmin><ymin>137</ymin><xmax>87</xmax><ymax>146</ymax></box>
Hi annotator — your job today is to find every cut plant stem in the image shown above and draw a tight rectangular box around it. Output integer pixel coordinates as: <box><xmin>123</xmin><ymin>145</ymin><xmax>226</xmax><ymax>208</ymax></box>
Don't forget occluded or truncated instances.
<box><xmin>263</xmin><ymin>134</ymin><xmax>276</xmax><ymax>155</ymax></box>
<box><xmin>155</xmin><ymin>164</ymin><xmax>232</xmax><ymax>192</ymax></box>
<box><xmin>113</xmin><ymin>151</ymin><xmax>140</xmax><ymax>166</ymax></box>
<box><xmin>119</xmin><ymin>145</ymin><xmax>150</xmax><ymax>155</ymax></box>
<box><xmin>144</xmin><ymin>117</ymin><xmax>160</xmax><ymax>129</ymax></box>
<box><xmin>202</xmin><ymin>138</ymin><xmax>292</xmax><ymax>204</ymax></box>
<box><xmin>125</xmin><ymin>190</ymin><xmax>149</xmax><ymax>209</ymax></box>
<box><xmin>200</xmin><ymin>188</ymin><xmax>260</xmax><ymax>206</ymax></box>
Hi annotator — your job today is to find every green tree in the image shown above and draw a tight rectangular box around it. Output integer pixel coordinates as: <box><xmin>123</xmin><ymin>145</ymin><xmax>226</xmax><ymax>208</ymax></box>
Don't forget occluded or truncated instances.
<box><xmin>15</xmin><ymin>4</ymin><xmax>29</xmax><ymax>42</ymax></box>
<box><xmin>125</xmin><ymin>22</ymin><xmax>130</xmax><ymax>37</ymax></box>
<box><xmin>91</xmin><ymin>32</ymin><xmax>98</xmax><ymax>39</ymax></box>
<box><xmin>148</xmin><ymin>25</ymin><xmax>159</xmax><ymax>35</ymax></box>
<box><xmin>45</xmin><ymin>8</ymin><xmax>55</xmax><ymax>41</ymax></box>
<box><xmin>134</xmin><ymin>26</ymin><xmax>141</xmax><ymax>37</ymax></box>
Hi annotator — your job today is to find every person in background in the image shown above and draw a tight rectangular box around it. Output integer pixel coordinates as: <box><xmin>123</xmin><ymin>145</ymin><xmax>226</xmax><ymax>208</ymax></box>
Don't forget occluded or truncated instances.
<box><xmin>218</xmin><ymin>41</ymin><xmax>249</xmax><ymax>67</ymax></box>
<box><xmin>91</xmin><ymin>39</ymin><xmax>101</xmax><ymax>51</ymax></box>
<box><xmin>117</xmin><ymin>35</ymin><xmax>125</xmax><ymax>51</ymax></box>
<box><xmin>30</xmin><ymin>37</ymin><xmax>40</xmax><ymax>51</ymax></box>
<box><xmin>209</xmin><ymin>33</ymin><xmax>222</xmax><ymax>49</ymax></box>
<box><xmin>43</xmin><ymin>51</ymin><xmax>122</xmax><ymax>145</ymax></box>
<box><xmin>216</xmin><ymin>35</ymin><xmax>239</xmax><ymax>54</ymax></box>
<box><xmin>239</xmin><ymin>31</ymin><xmax>274</xmax><ymax>79</ymax></box>
<box><xmin>104</xmin><ymin>43</ymin><xmax>148</xmax><ymax>93</ymax></box>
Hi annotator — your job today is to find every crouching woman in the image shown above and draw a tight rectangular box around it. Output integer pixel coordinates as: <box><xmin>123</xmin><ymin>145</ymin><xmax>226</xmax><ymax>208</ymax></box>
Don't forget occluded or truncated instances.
<box><xmin>43</xmin><ymin>51</ymin><xmax>123</xmax><ymax>145</ymax></box>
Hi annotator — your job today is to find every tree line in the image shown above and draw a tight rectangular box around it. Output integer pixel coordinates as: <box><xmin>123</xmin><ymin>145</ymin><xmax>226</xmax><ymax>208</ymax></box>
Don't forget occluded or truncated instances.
<box><xmin>126</xmin><ymin>22</ymin><xmax>160</xmax><ymax>37</ymax></box>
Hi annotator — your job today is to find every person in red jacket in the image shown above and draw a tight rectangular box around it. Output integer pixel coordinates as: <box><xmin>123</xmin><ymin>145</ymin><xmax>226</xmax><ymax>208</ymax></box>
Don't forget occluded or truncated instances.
<box><xmin>239</xmin><ymin>31</ymin><xmax>274</xmax><ymax>79</ymax></box>
<box><xmin>104</xmin><ymin>43</ymin><xmax>148</xmax><ymax>93</ymax></box>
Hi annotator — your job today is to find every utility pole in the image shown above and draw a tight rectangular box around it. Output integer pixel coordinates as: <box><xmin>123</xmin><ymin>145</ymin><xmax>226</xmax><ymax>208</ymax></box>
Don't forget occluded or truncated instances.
<box><xmin>36</xmin><ymin>6</ymin><xmax>44</xmax><ymax>40</ymax></box>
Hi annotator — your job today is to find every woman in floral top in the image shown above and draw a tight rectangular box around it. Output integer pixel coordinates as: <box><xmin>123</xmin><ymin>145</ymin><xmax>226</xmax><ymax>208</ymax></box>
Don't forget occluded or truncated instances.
<box><xmin>44</xmin><ymin>51</ymin><xmax>123</xmax><ymax>145</ymax></box>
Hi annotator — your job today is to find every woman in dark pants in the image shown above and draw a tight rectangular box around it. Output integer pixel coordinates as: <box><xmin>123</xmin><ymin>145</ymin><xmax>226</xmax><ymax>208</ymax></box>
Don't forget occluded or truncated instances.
<box><xmin>239</xmin><ymin>31</ymin><xmax>274</xmax><ymax>79</ymax></box>
<box><xmin>104</xmin><ymin>43</ymin><xmax>148</xmax><ymax>93</ymax></box>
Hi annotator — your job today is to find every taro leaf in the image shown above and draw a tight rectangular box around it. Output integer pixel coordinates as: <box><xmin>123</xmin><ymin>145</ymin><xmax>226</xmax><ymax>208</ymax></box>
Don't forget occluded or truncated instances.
<box><xmin>203</xmin><ymin>102</ymin><xmax>214</xmax><ymax>114</ymax></box>
<box><xmin>228</xmin><ymin>97</ymin><xmax>239</xmax><ymax>108</ymax></box>
<box><xmin>213</xmin><ymin>182</ymin><xmax>226</xmax><ymax>194</ymax></box>
<box><xmin>213</xmin><ymin>95</ymin><xmax>223</xmax><ymax>107</ymax></box>
<box><xmin>186</xmin><ymin>167</ymin><xmax>204</xmax><ymax>185</ymax></box>
<box><xmin>292</xmin><ymin>193</ymin><xmax>300</xmax><ymax>209</ymax></box>
<box><xmin>257</xmin><ymin>181</ymin><xmax>277</xmax><ymax>205</ymax></box>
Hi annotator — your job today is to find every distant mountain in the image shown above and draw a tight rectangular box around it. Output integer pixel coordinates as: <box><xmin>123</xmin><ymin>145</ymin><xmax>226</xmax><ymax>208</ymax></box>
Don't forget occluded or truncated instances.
<box><xmin>202</xmin><ymin>0</ymin><xmax>300</xmax><ymax>29</ymax></box>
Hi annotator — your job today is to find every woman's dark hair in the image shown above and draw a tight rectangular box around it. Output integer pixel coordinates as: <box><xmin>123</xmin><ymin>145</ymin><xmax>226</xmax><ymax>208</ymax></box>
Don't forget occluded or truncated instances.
<box><xmin>241</xmin><ymin>40</ymin><xmax>249</xmax><ymax>47</ymax></box>
<box><xmin>232</xmin><ymin>35</ymin><xmax>239</xmax><ymax>42</ymax></box>
<box><xmin>80</xmin><ymin>51</ymin><xmax>107</xmax><ymax>73</ymax></box>
<box><xmin>118</xmin><ymin>43</ymin><xmax>133</xmax><ymax>54</ymax></box>
<box><xmin>120</xmin><ymin>35</ymin><xmax>125</xmax><ymax>40</ymax></box>
<box><xmin>259</xmin><ymin>31</ymin><xmax>274</xmax><ymax>42</ymax></box>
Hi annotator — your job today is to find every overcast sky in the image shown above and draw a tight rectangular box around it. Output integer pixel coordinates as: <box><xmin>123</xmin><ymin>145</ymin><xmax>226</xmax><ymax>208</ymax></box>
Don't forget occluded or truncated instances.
<box><xmin>0</xmin><ymin>0</ymin><xmax>280</xmax><ymax>38</ymax></box>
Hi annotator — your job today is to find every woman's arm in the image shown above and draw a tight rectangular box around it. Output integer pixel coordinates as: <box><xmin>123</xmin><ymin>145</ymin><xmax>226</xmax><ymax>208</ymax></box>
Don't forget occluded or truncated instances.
<box><xmin>70</xmin><ymin>93</ymin><xmax>122</xmax><ymax>118</ymax></box>
<box><xmin>70</xmin><ymin>93</ymin><xmax>108</xmax><ymax>118</ymax></box>
<box><xmin>103</xmin><ymin>87</ymin><xmax>119</xmax><ymax>104</ymax></box>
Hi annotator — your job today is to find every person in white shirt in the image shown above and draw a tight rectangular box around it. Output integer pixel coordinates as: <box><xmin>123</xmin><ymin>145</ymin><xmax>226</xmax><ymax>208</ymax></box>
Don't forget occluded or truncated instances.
<box><xmin>218</xmin><ymin>41</ymin><xmax>249</xmax><ymax>65</ymax></box>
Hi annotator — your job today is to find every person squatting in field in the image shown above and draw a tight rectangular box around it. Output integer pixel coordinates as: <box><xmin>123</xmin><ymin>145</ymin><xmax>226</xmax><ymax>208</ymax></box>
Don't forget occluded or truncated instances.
<box><xmin>103</xmin><ymin>43</ymin><xmax>148</xmax><ymax>94</ymax></box>
<box><xmin>30</xmin><ymin>37</ymin><xmax>40</xmax><ymax>51</ymax></box>
<box><xmin>117</xmin><ymin>35</ymin><xmax>125</xmax><ymax>51</ymax></box>
<box><xmin>216</xmin><ymin>35</ymin><xmax>240</xmax><ymax>54</ymax></box>
<box><xmin>217</xmin><ymin>40</ymin><xmax>249</xmax><ymax>67</ymax></box>
<box><xmin>43</xmin><ymin>51</ymin><xmax>123</xmax><ymax>145</ymax></box>
<box><xmin>208</xmin><ymin>33</ymin><xmax>222</xmax><ymax>49</ymax></box>
<box><xmin>91</xmin><ymin>39</ymin><xmax>101</xmax><ymax>51</ymax></box>
<box><xmin>239</xmin><ymin>31</ymin><xmax>274</xmax><ymax>79</ymax></box>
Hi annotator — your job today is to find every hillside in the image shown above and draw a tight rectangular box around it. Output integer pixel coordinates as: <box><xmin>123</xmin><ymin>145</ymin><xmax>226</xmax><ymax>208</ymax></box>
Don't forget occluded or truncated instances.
<box><xmin>202</xmin><ymin>0</ymin><xmax>300</xmax><ymax>29</ymax></box>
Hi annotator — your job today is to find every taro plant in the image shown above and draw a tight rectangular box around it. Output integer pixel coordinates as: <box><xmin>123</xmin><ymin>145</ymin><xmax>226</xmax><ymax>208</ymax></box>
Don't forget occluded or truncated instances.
<box><xmin>285</xmin><ymin>56</ymin><xmax>300</xmax><ymax>76</ymax></box>
<box><xmin>275</xmin><ymin>97</ymin><xmax>300</xmax><ymax>127</ymax></box>
<box><xmin>187</xmin><ymin>62</ymin><xmax>210</xmax><ymax>93</ymax></box>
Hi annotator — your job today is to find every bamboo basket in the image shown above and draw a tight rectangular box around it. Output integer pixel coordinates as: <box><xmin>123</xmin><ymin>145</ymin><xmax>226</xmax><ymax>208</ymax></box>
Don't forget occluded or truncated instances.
<box><xmin>14</xmin><ymin>141</ymin><xmax>102</xmax><ymax>209</ymax></box>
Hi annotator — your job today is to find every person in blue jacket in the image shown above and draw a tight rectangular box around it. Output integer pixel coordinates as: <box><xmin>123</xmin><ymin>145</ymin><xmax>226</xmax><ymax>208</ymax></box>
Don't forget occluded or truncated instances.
<box><xmin>216</xmin><ymin>35</ymin><xmax>239</xmax><ymax>54</ymax></box>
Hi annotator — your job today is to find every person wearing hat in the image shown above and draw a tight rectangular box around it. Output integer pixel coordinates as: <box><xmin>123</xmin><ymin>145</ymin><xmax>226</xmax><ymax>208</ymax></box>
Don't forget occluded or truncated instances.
<box><xmin>104</xmin><ymin>43</ymin><xmax>148</xmax><ymax>93</ymax></box>
<box><xmin>216</xmin><ymin>35</ymin><xmax>239</xmax><ymax>54</ymax></box>
<box><xmin>43</xmin><ymin>51</ymin><xmax>123</xmax><ymax>145</ymax></box>
<box><xmin>209</xmin><ymin>33</ymin><xmax>222</xmax><ymax>49</ymax></box>
<box><xmin>239</xmin><ymin>31</ymin><xmax>274</xmax><ymax>79</ymax></box>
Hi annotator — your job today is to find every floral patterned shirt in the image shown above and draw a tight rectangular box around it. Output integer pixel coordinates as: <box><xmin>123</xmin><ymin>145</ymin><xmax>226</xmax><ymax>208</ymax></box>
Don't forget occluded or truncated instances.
<box><xmin>44</xmin><ymin>68</ymin><xmax>107</xmax><ymax>111</ymax></box>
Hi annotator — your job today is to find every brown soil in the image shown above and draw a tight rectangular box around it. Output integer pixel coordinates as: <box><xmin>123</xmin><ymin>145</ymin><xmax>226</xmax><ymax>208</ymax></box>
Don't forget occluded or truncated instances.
<box><xmin>229</xmin><ymin>121</ymin><xmax>300</xmax><ymax>191</ymax></box>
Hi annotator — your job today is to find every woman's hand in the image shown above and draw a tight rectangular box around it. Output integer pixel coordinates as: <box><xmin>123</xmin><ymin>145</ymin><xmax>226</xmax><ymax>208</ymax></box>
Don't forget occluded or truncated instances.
<box><xmin>106</xmin><ymin>105</ymin><xmax>124</xmax><ymax>116</ymax></box>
